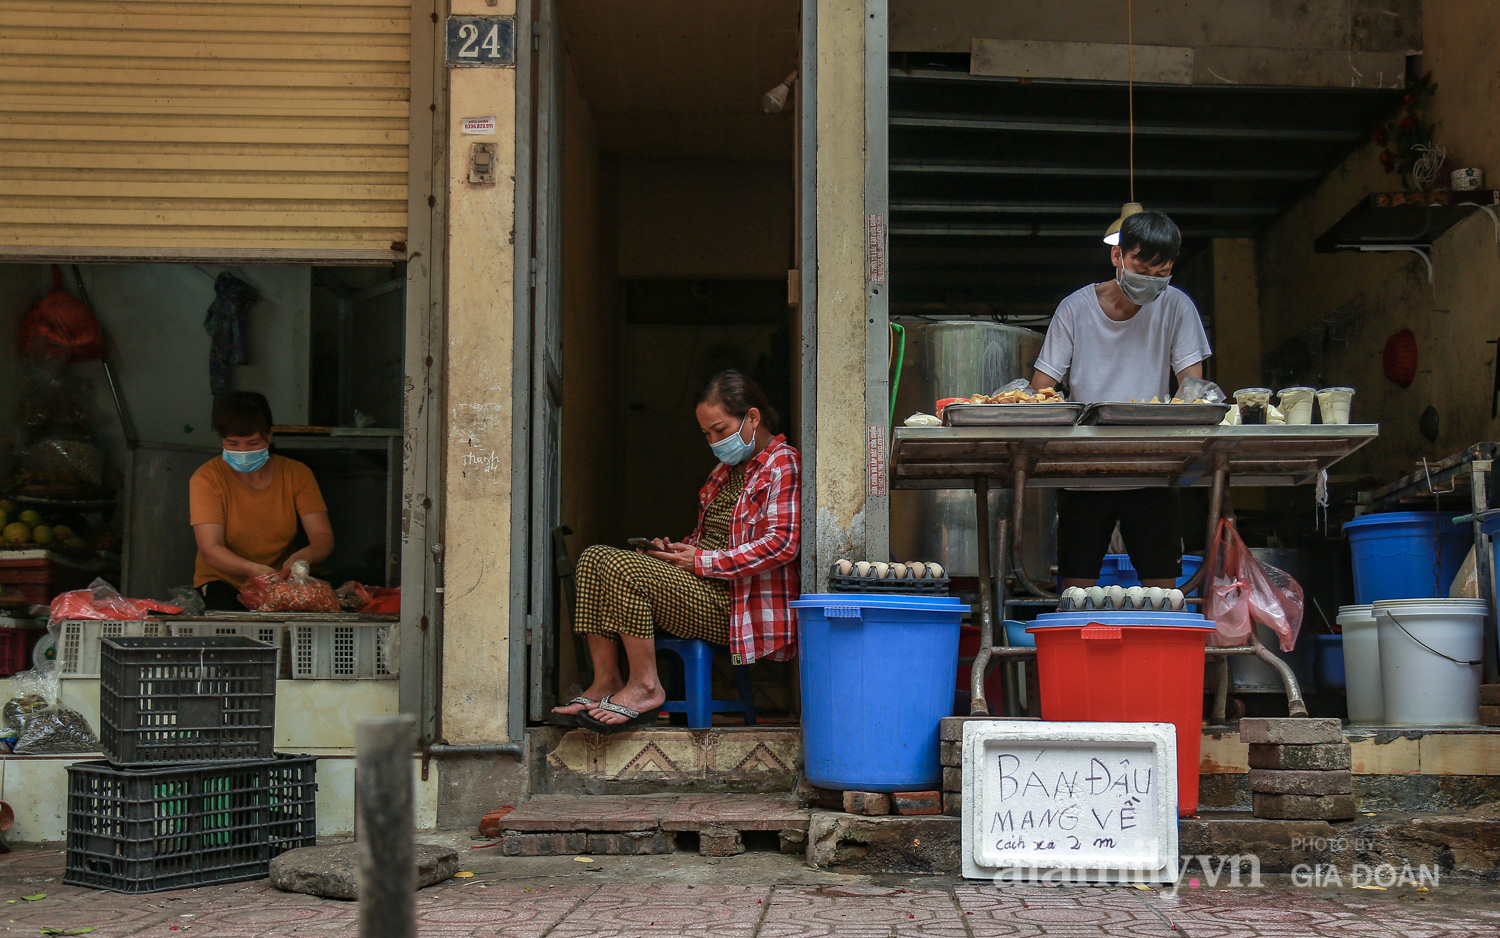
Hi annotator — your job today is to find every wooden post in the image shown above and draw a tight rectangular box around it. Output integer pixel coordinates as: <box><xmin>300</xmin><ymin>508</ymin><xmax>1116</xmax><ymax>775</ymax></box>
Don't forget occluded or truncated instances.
<box><xmin>357</xmin><ymin>715</ymin><xmax>417</xmax><ymax>938</ymax></box>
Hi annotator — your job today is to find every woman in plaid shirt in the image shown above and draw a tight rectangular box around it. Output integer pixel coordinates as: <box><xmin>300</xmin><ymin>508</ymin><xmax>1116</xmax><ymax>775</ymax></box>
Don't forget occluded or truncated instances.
<box><xmin>550</xmin><ymin>371</ymin><xmax>801</xmax><ymax>733</ymax></box>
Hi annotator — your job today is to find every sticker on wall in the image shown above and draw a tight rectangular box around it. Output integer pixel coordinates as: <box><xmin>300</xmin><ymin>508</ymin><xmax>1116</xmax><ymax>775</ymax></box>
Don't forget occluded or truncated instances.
<box><xmin>867</xmin><ymin>425</ymin><xmax>887</xmax><ymax>497</ymax></box>
<box><xmin>462</xmin><ymin>117</ymin><xmax>497</xmax><ymax>135</ymax></box>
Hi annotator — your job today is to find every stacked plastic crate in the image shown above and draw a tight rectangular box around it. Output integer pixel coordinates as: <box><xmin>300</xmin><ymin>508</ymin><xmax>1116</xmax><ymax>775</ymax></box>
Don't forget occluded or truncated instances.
<box><xmin>64</xmin><ymin>636</ymin><xmax>317</xmax><ymax>893</ymax></box>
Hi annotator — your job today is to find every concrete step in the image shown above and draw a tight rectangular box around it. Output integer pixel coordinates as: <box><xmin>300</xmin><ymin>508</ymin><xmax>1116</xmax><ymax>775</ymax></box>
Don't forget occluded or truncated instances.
<box><xmin>529</xmin><ymin>725</ymin><xmax>800</xmax><ymax>795</ymax></box>
<box><xmin>490</xmin><ymin>793</ymin><xmax>813</xmax><ymax>857</ymax></box>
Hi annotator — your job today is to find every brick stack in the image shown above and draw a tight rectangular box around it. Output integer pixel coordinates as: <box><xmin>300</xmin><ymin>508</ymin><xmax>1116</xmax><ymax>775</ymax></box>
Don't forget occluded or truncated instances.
<box><xmin>1240</xmin><ymin>717</ymin><xmax>1355</xmax><ymax>820</ymax></box>
<box><xmin>1480</xmin><ymin>685</ymin><xmax>1500</xmax><ymax>726</ymax></box>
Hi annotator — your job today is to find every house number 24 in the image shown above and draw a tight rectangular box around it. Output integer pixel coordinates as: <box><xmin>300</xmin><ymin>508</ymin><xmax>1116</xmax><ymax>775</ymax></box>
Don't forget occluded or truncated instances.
<box><xmin>446</xmin><ymin>16</ymin><xmax>516</xmax><ymax>67</ymax></box>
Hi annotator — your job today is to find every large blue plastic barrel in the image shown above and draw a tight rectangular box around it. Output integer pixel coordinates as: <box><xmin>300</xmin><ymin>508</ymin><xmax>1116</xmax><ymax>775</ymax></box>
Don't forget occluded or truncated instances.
<box><xmin>1343</xmin><ymin>512</ymin><xmax>1469</xmax><ymax>604</ymax></box>
<box><xmin>791</xmin><ymin>593</ymin><xmax>967</xmax><ymax>792</ymax></box>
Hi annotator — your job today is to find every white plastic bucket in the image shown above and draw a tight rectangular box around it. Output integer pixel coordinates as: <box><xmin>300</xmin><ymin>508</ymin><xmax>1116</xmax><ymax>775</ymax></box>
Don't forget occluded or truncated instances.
<box><xmin>1337</xmin><ymin>604</ymin><xmax>1381</xmax><ymax>723</ymax></box>
<box><xmin>1372</xmin><ymin>598</ymin><xmax>1486</xmax><ymax>725</ymax></box>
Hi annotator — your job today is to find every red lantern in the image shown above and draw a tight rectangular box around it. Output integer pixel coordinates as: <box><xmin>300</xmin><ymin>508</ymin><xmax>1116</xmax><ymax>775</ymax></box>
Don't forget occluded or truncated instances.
<box><xmin>1383</xmin><ymin>329</ymin><xmax>1418</xmax><ymax>388</ymax></box>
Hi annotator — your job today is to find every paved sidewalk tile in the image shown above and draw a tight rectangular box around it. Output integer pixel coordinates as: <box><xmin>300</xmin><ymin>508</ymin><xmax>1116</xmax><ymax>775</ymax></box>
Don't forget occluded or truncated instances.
<box><xmin>954</xmin><ymin>885</ymin><xmax>1174</xmax><ymax>937</ymax></box>
<box><xmin>1323</xmin><ymin>895</ymin><xmax>1500</xmax><ymax>938</ymax></box>
<box><xmin>1140</xmin><ymin>887</ymin><xmax>1404</xmax><ymax>938</ymax></box>
<box><xmin>548</xmin><ymin>884</ymin><xmax>771</xmax><ymax>938</ymax></box>
<box><xmin>760</xmin><ymin>885</ymin><xmax>968</xmax><ymax>938</ymax></box>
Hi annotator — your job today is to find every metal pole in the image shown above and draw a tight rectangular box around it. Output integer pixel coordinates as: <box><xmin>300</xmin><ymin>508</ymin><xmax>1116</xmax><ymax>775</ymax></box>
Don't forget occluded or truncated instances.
<box><xmin>1010</xmin><ymin>458</ymin><xmax>1058</xmax><ymax>600</ymax></box>
<box><xmin>1469</xmin><ymin>459</ymin><xmax>1497</xmax><ymax>684</ymax></box>
<box><xmin>971</xmin><ymin>476</ymin><xmax>996</xmax><ymax>715</ymax></box>
<box><xmin>357</xmin><ymin>715</ymin><xmax>417</xmax><ymax>938</ymax></box>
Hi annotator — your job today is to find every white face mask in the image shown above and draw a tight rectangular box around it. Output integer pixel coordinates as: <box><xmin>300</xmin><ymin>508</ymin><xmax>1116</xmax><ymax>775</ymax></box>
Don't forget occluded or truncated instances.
<box><xmin>1117</xmin><ymin>267</ymin><xmax>1171</xmax><ymax>305</ymax></box>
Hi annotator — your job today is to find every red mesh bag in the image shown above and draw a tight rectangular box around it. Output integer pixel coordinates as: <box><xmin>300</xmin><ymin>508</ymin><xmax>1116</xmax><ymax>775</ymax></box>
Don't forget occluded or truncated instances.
<box><xmin>18</xmin><ymin>267</ymin><xmax>105</xmax><ymax>363</ymax></box>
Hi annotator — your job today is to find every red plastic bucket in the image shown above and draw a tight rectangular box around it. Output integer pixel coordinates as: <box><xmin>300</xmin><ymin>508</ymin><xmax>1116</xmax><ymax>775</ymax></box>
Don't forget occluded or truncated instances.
<box><xmin>1028</xmin><ymin>616</ymin><xmax>1213</xmax><ymax>817</ymax></box>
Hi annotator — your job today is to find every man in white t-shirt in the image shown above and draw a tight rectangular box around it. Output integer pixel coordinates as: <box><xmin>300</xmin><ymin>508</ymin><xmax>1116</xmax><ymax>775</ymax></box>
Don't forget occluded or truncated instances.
<box><xmin>1030</xmin><ymin>212</ymin><xmax>1213</xmax><ymax>591</ymax></box>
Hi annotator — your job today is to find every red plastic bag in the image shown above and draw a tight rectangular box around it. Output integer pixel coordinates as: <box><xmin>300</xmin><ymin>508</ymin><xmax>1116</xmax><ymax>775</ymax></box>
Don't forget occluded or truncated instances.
<box><xmin>1204</xmin><ymin>519</ymin><xmax>1304</xmax><ymax>651</ymax></box>
<box><xmin>335</xmin><ymin>580</ymin><xmax>374</xmax><ymax>612</ymax></box>
<box><xmin>363</xmin><ymin>587</ymin><xmax>400</xmax><ymax>614</ymax></box>
<box><xmin>18</xmin><ymin>266</ymin><xmax>105</xmax><ymax>363</ymax></box>
<box><xmin>49</xmin><ymin>578</ymin><xmax>181</xmax><ymax>624</ymax></box>
<box><xmin>238</xmin><ymin>561</ymin><xmax>339</xmax><ymax>613</ymax></box>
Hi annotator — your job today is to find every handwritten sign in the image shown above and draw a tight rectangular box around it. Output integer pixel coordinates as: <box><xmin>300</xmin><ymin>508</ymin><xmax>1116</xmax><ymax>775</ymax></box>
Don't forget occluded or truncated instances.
<box><xmin>961</xmin><ymin>721</ymin><xmax>1178</xmax><ymax>883</ymax></box>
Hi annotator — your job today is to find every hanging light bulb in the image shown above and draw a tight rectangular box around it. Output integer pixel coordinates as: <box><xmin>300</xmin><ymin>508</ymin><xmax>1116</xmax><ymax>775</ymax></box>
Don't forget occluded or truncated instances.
<box><xmin>1103</xmin><ymin>0</ymin><xmax>1139</xmax><ymax>244</ymax></box>
<box><xmin>1103</xmin><ymin>202</ymin><xmax>1144</xmax><ymax>245</ymax></box>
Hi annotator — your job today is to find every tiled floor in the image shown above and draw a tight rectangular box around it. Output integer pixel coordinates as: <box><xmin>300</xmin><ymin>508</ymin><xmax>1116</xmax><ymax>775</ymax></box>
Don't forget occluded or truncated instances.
<box><xmin>3</xmin><ymin>847</ymin><xmax>1499</xmax><ymax>937</ymax></box>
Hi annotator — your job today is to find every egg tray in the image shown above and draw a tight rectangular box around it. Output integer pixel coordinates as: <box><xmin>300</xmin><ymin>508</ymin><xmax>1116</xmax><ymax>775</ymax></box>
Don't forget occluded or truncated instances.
<box><xmin>828</xmin><ymin>574</ymin><xmax>950</xmax><ymax>595</ymax></box>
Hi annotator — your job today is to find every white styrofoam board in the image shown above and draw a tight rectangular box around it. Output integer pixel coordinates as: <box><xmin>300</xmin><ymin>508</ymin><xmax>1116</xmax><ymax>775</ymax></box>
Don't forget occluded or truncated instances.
<box><xmin>962</xmin><ymin>720</ymin><xmax>1179</xmax><ymax>884</ymax></box>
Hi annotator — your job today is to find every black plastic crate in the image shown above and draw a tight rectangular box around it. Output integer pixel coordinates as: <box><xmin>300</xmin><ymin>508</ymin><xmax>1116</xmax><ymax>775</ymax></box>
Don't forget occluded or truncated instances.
<box><xmin>65</xmin><ymin>754</ymin><xmax>317</xmax><ymax>894</ymax></box>
<box><xmin>99</xmin><ymin>636</ymin><xmax>278</xmax><ymax>765</ymax></box>
<box><xmin>828</xmin><ymin>574</ymin><xmax>950</xmax><ymax>595</ymax></box>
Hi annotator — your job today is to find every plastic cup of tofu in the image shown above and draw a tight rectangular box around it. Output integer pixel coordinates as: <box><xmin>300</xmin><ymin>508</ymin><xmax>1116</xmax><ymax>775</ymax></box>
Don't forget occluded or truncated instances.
<box><xmin>1276</xmin><ymin>387</ymin><xmax>1316</xmax><ymax>425</ymax></box>
<box><xmin>1316</xmin><ymin>387</ymin><xmax>1355</xmax><ymax>424</ymax></box>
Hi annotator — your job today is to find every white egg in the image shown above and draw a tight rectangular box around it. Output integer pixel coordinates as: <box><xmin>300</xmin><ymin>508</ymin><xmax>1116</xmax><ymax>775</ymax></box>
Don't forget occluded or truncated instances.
<box><xmin>892</xmin><ymin>563</ymin><xmax>908</xmax><ymax>579</ymax></box>
<box><xmin>908</xmin><ymin>561</ymin><xmax>927</xmax><ymax>579</ymax></box>
<box><xmin>1145</xmin><ymin>586</ymin><xmax>1166</xmax><ymax>610</ymax></box>
<box><xmin>1124</xmin><ymin>586</ymin><xmax>1146</xmax><ymax>610</ymax></box>
<box><xmin>834</xmin><ymin>559</ymin><xmax>854</xmax><ymax>577</ymax></box>
<box><xmin>1059</xmin><ymin>586</ymin><xmax>1084</xmax><ymax>611</ymax></box>
<box><xmin>927</xmin><ymin>563</ymin><xmax>945</xmax><ymax>579</ymax></box>
<box><xmin>872</xmin><ymin>562</ymin><xmax>891</xmax><ymax>579</ymax></box>
<box><xmin>855</xmin><ymin>561</ymin><xmax>872</xmax><ymax>577</ymax></box>
<box><xmin>1167</xmin><ymin>589</ymin><xmax>1186</xmax><ymax>611</ymax></box>
<box><xmin>1084</xmin><ymin>586</ymin><xmax>1106</xmax><ymax>609</ymax></box>
<box><xmin>1105</xmin><ymin>585</ymin><xmax>1127</xmax><ymax>609</ymax></box>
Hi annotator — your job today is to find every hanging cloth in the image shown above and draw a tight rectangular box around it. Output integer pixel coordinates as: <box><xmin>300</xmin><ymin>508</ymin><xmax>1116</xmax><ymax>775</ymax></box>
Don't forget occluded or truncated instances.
<box><xmin>202</xmin><ymin>272</ymin><xmax>256</xmax><ymax>395</ymax></box>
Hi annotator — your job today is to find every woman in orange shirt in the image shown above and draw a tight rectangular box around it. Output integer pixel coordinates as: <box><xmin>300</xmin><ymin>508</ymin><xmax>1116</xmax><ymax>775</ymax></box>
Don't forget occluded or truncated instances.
<box><xmin>188</xmin><ymin>392</ymin><xmax>335</xmax><ymax>610</ymax></box>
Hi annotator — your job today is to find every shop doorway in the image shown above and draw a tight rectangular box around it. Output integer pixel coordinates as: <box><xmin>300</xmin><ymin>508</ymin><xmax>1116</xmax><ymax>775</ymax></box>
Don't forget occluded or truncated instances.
<box><xmin>517</xmin><ymin>0</ymin><xmax>803</xmax><ymax>724</ymax></box>
<box><xmin>0</xmin><ymin>262</ymin><xmax>407</xmax><ymax>604</ymax></box>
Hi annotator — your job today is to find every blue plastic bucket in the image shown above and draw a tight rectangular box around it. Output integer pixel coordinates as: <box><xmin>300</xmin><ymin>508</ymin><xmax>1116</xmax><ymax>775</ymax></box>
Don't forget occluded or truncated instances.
<box><xmin>1003</xmin><ymin>619</ymin><xmax>1035</xmax><ymax>648</ymax></box>
<box><xmin>1091</xmin><ymin>554</ymin><xmax>1204</xmax><ymax>593</ymax></box>
<box><xmin>1314</xmin><ymin>635</ymin><xmax>1345</xmax><ymax>688</ymax></box>
<box><xmin>1343</xmin><ymin>512</ymin><xmax>1470</xmax><ymax>604</ymax></box>
<box><xmin>791</xmin><ymin>593</ymin><xmax>968</xmax><ymax>791</ymax></box>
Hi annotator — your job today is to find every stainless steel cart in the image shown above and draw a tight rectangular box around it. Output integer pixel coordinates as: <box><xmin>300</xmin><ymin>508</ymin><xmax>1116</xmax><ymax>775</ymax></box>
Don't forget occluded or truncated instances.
<box><xmin>891</xmin><ymin>424</ymin><xmax>1380</xmax><ymax>720</ymax></box>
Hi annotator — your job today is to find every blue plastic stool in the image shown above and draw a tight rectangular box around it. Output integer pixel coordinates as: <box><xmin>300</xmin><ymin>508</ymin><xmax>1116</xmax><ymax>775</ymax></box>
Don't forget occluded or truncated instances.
<box><xmin>654</xmin><ymin>637</ymin><xmax>756</xmax><ymax>729</ymax></box>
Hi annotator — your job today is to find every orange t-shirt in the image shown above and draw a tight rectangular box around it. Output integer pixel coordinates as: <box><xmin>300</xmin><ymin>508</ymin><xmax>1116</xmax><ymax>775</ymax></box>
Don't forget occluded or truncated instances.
<box><xmin>189</xmin><ymin>454</ymin><xmax>328</xmax><ymax>588</ymax></box>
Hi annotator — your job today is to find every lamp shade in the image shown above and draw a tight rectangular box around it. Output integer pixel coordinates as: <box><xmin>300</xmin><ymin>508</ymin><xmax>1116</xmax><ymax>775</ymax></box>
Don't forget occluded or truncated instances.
<box><xmin>1102</xmin><ymin>202</ymin><xmax>1145</xmax><ymax>245</ymax></box>
<box><xmin>1382</xmin><ymin>329</ymin><xmax>1418</xmax><ymax>388</ymax></box>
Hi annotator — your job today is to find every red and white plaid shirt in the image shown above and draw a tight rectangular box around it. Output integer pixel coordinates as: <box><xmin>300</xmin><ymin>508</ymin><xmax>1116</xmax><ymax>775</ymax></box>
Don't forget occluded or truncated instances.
<box><xmin>686</xmin><ymin>434</ymin><xmax>800</xmax><ymax>664</ymax></box>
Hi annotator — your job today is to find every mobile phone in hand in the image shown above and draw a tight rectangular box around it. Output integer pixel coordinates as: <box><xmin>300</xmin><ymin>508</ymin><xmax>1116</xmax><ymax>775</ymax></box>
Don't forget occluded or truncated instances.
<box><xmin>627</xmin><ymin>537</ymin><xmax>658</xmax><ymax>552</ymax></box>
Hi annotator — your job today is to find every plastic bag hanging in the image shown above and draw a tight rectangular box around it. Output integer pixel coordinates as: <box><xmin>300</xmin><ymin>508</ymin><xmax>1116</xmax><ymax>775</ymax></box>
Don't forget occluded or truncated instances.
<box><xmin>18</xmin><ymin>266</ymin><xmax>105</xmax><ymax>363</ymax></box>
<box><xmin>1203</xmin><ymin>518</ymin><xmax>1305</xmax><ymax>652</ymax></box>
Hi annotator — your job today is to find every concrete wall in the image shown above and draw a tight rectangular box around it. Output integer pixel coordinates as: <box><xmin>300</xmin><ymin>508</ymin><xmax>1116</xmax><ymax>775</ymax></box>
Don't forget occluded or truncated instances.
<box><xmin>813</xmin><ymin>0</ymin><xmax>873</xmax><ymax>570</ymax></box>
<box><xmin>440</xmin><ymin>0</ymin><xmax>519</xmax><ymax>745</ymax></box>
<box><xmin>616</xmin><ymin>158</ymin><xmax>794</xmax><ymax>278</ymax></box>
<box><xmin>1257</xmin><ymin>0</ymin><xmax>1500</xmax><ymax>481</ymax></box>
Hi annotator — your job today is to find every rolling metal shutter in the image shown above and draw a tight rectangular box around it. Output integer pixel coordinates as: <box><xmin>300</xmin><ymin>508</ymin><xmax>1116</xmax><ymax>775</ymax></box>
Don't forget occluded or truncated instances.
<box><xmin>0</xmin><ymin>0</ymin><xmax>411</xmax><ymax>263</ymax></box>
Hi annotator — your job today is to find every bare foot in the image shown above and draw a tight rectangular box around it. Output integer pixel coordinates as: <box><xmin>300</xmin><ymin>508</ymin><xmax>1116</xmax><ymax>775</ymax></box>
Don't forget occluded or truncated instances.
<box><xmin>587</xmin><ymin>681</ymin><xmax>666</xmax><ymax>726</ymax></box>
<box><xmin>551</xmin><ymin>679</ymin><xmax>622</xmax><ymax>718</ymax></box>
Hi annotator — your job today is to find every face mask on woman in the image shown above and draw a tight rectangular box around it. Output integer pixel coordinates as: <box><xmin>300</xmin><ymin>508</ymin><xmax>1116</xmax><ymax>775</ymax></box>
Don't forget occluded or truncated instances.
<box><xmin>709</xmin><ymin>416</ymin><xmax>755</xmax><ymax>466</ymax></box>
<box><xmin>1117</xmin><ymin>267</ymin><xmax>1171</xmax><ymax>305</ymax></box>
<box><xmin>223</xmin><ymin>447</ymin><xmax>270</xmax><ymax>473</ymax></box>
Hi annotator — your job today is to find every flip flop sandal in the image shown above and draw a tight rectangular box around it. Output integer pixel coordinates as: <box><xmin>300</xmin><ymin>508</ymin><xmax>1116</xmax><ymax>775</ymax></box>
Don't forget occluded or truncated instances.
<box><xmin>544</xmin><ymin>696</ymin><xmax>598</xmax><ymax>727</ymax></box>
<box><xmin>577</xmin><ymin>694</ymin><xmax>662</xmax><ymax>734</ymax></box>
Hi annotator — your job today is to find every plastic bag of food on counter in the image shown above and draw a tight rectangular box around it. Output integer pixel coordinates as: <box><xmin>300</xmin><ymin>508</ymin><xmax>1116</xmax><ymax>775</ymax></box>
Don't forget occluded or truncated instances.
<box><xmin>364</xmin><ymin>587</ymin><xmax>400</xmax><ymax>615</ymax></box>
<box><xmin>240</xmin><ymin>560</ymin><xmax>340</xmax><ymax>613</ymax></box>
<box><xmin>49</xmin><ymin>578</ymin><xmax>180</xmax><ymax>624</ymax></box>
<box><xmin>167</xmin><ymin>585</ymin><xmax>207</xmax><ymax>616</ymax></box>
<box><xmin>903</xmin><ymin>412</ymin><xmax>942</xmax><ymax>427</ymax></box>
<box><xmin>1204</xmin><ymin>518</ymin><xmax>1304</xmax><ymax>652</ymax></box>
<box><xmin>1176</xmin><ymin>376</ymin><xmax>1226</xmax><ymax>404</ymax></box>
<box><xmin>4</xmin><ymin>663</ymin><xmax>99</xmax><ymax>754</ymax></box>
<box><xmin>336</xmin><ymin>580</ymin><xmax>373</xmax><ymax>612</ymax></box>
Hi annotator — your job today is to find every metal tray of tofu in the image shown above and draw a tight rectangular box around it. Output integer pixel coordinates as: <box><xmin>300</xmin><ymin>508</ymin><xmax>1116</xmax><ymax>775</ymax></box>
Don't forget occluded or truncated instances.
<box><xmin>943</xmin><ymin>403</ymin><xmax>1084</xmax><ymax>426</ymax></box>
<box><xmin>1077</xmin><ymin>402</ymin><xmax>1232</xmax><ymax>426</ymax></box>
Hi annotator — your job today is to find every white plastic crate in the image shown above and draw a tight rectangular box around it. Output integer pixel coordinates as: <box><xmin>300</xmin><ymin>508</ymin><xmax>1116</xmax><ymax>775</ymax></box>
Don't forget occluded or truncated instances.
<box><xmin>164</xmin><ymin>622</ymin><xmax>284</xmax><ymax>675</ymax></box>
<box><xmin>57</xmin><ymin>619</ymin><xmax>170</xmax><ymax>676</ymax></box>
<box><xmin>289</xmin><ymin>623</ymin><xmax>395</xmax><ymax>680</ymax></box>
